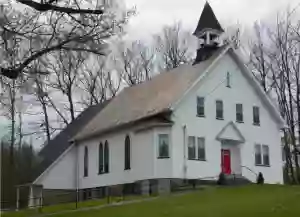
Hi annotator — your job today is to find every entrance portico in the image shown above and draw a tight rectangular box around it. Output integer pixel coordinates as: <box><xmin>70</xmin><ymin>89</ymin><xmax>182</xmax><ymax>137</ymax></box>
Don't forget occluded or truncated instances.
<box><xmin>216</xmin><ymin>121</ymin><xmax>245</xmax><ymax>175</ymax></box>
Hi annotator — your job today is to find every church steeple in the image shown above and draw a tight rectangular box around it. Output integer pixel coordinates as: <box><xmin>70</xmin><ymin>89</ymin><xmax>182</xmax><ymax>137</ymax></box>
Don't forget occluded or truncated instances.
<box><xmin>193</xmin><ymin>1</ymin><xmax>224</xmax><ymax>64</ymax></box>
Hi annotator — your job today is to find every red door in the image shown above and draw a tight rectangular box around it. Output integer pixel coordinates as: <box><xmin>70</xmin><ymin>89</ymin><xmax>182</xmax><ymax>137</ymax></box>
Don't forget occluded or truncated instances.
<box><xmin>221</xmin><ymin>149</ymin><xmax>231</xmax><ymax>174</ymax></box>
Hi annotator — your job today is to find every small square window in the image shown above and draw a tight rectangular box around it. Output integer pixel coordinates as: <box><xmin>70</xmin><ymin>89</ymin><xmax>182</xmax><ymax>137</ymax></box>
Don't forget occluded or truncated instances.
<box><xmin>158</xmin><ymin>134</ymin><xmax>169</xmax><ymax>158</ymax></box>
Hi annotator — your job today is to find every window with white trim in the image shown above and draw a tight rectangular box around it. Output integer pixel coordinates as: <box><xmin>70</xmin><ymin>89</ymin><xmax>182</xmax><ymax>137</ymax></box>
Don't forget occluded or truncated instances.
<box><xmin>255</xmin><ymin>144</ymin><xmax>270</xmax><ymax>166</ymax></box>
<box><xmin>124</xmin><ymin>135</ymin><xmax>131</xmax><ymax>170</ymax></box>
<box><xmin>216</xmin><ymin>100</ymin><xmax>224</xmax><ymax>120</ymax></box>
<box><xmin>98</xmin><ymin>143</ymin><xmax>104</xmax><ymax>174</ymax></box>
<box><xmin>98</xmin><ymin>141</ymin><xmax>109</xmax><ymax>174</ymax></box>
<box><xmin>84</xmin><ymin>146</ymin><xmax>88</xmax><ymax>177</ymax></box>
<box><xmin>188</xmin><ymin>136</ymin><xmax>206</xmax><ymax>161</ymax></box>
<box><xmin>188</xmin><ymin>136</ymin><xmax>196</xmax><ymax>160</ymax></box>
<box><xmin>158</xmin><ymin>134</ymin><xmax>169</xmax><ymax>158</ymax></box>
<box><xmin>226</xmin><ymin>72</ymin><xmax>231</xmax><ymax>88</ymax></box>
<box><xmin>197</xmin><ymin>137</ymin><xmax>206</xmax><ymax>161</ymax></box>
<box><xmin>253</xmin><ymin>106</ymin><xmax>260</xmax><ymax>126</ymax></box>
<box><xmin>236</xmin><ymin>104</ymin><xmax>243</xmax><ymax>123</ymax></box>
<box><xmin>197</xmin><ymin>97</ymin><xmax>205</xmax><ymax>117</ymax></box>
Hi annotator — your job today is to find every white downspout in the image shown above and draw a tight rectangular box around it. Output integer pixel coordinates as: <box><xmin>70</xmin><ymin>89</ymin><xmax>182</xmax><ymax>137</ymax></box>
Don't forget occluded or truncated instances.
<box><xmin>73</xmin><ymin>141</ymin><xmax>79</xmax><ymax>204</ymax></box>
<box><xmin>182</xmin><ymin>125</ymin><xmax>187</xmax><ymax>180</ymax></box>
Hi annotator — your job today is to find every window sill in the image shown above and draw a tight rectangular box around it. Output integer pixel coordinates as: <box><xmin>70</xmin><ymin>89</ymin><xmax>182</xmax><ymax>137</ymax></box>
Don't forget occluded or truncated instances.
<box><xmin>236</xmin><ymin>120</ymin><xmax>244</xmax><ymax>124</ymax></box>
<box><xmin>253</xmin><ymin>123</ymin><xmax>260</xmax><ymax>126</ymax></box>
<box><xmin>196</xmin><ymin>115</ymin><xmax>205</xmax><ymax>118</ymax></box>
<box><xmin>255</xmin><ymin>164</ymin><xmax>270</xmax><ymax>167</ymax></box>
<box><xmin>216</xmin><ymin>117</ymin><xmax>224</xmax><ymax>120</ymax></box>
<box><xmin>124</xmin><ymin>168</ymin><xmax>131</xmax><ymax>171</ymax></box>
<box><xmin>98</xmin><ymin>172</ymin><xmax>109</xmax><ymax>175</ymax></box>
<box><xmin>188</xmin><ymin>159</ymin><xmax>206</xmax><ymax>162</ymax></box>
<box><xmin>157</xmin><ymin>156</ymin><xmax>170</xmax><ymax>159</ymax></box>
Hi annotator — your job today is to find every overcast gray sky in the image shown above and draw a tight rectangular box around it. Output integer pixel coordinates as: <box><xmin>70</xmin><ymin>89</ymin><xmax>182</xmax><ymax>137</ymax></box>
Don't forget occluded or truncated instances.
<box><xmin>125</xmin><ymin>0</ymin><xmax>300</xmax><ymax>40</ymax></box>
<box><xmin>1</xmin><ymin>0</ymin><xmax>299</xmax><ymax>147</ymax></box>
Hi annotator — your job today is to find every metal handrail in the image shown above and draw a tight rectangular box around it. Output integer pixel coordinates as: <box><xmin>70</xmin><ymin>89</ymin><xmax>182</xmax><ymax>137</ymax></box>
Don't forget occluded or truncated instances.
<box><xmin>241</xmin><ymin>165</ymin><xmax>258</xmax><ymax>177</ymax></box>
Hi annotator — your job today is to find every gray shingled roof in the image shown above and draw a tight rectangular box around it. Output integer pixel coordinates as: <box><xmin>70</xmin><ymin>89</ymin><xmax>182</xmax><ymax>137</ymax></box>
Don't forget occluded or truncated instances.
<box><xmin>193</xmin><ymin>2</ymin><xmax>224</xmax><ymax>36</ymax></box>
<box><xmin>36</xmin><ymin>101</ymin><xmax>110</xmax><ymax>177</ymax></box>
<box><xmin>74</xmin><ymin>46</ymin><xmax>227</xmax><ymax>141</ymax></box>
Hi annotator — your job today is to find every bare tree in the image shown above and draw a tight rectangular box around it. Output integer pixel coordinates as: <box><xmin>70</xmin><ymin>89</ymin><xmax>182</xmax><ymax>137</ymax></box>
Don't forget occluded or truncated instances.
<box><xmin>32</xmin><ymin>73</ymin><xmax>52</xmax><ymax>143</ymax></box>
<box><xmin>47</xmin><ymin>51</ymin><xmax>85</xmax><ymax>121</ymax></box>
<box><xmin>113</xmin><ymin>40</ymin><xmax>155</xmax><ymax>86</ymax></box>
<box><xmin>249</xmin><ymin>8</ymin><xmax>300</xmax><ymax>183</ymax></box>
<box><xmin>249</xmin><ymin>23</ymin><xmax>270</xmax><ymax>92</ymax></box>
<box><xmin>0</xmin><ymin>0</ymin><xmax>134</xmax><ymax>79</ymax></box>
<box><xmin>154</xmin><ymin>22</ymin><xmax>194</xmax><ymax>71</ymax></box>
<box><xmin>79</xmin><ymin>56</ymin><xmax>107</xmax><ymax>106</ymax></box>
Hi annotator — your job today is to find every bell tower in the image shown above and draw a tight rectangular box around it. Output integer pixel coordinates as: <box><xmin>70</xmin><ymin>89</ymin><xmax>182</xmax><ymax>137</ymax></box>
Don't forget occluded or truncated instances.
<box><xmin>193</xmin><ymin>1</ymin><xmax>224</xmax><ymax>64</ymax></box>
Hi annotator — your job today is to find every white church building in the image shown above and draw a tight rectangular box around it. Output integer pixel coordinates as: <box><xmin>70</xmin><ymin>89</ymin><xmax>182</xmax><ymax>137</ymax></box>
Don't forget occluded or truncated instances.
<box><xmin>29</xmin><ymin>2</ymin><xmax>285</xmax><ymax>206</ymax></box>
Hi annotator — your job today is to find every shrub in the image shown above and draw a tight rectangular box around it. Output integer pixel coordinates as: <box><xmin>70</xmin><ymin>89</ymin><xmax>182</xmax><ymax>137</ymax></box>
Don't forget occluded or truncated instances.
<box><xmin>217</xmin><ymin>172</ymin><xmax>227</xmax><ymax>185</ymax></box>
<box><xmin>257</xmin><ymin>172</ymin><xmax>264</xmax><ymax>184</ymax></box>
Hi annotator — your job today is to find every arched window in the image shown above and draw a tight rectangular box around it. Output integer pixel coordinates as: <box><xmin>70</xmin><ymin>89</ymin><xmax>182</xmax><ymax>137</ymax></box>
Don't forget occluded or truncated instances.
<box><xmin>98</xmin><ymin>143</ymin><xmax>104</xmax><ymax>174</ymax></box>
<box><xmin>124</xmin><ymin>135</ymin><xmax>131</xmax><ymax>170</ymax></box>
<box><xmin>104</xmin><ymin>140</ymin><xmax>109</xmax><ymax>173</ymax></box>
<box><xmin>84</xmin><ymin>146</ymin><xmax>88</xmax><ymax>177</ymax></box>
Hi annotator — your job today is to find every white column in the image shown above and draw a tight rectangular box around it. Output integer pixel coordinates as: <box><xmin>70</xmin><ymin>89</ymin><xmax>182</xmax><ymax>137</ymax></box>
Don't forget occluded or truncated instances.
<box><xmin>206</xmin><ymin>31</ymin><xmax>210</xmax><ymax>45</ymax></box>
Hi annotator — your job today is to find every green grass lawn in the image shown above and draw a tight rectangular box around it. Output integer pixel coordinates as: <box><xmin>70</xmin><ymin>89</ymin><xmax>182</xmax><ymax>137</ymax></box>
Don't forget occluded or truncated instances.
<box><xmin>4</xmin><ymin>185</ymin><xmax>300</xmax><ymax>217</ymax></box>
<box><xmin>2</xmin><ymin>194</ymin><xmax>155</xmax><ymax>217</ymax></box>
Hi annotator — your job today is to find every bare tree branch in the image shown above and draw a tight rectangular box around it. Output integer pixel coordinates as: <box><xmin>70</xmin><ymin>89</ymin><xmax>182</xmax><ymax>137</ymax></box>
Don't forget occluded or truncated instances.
<box><xmin>16</xmin><ymin>0</ymin><xmax>104</xmax><ymax>14</ymax></box>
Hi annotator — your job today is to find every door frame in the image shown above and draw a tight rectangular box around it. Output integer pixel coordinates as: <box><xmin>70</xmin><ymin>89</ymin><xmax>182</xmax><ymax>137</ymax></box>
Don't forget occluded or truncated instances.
<box><xmin>221</xmin><ymin>149</ymin><xmax>231</xmax><ymax>174</ymax></box>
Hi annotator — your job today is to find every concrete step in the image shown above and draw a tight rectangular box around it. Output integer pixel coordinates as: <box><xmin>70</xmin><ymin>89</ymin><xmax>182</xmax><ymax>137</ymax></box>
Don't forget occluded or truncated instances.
<box><xmin>224</xmin><ymin>174</ymin><xmax>252</xmax><ymax>186</ymax></box>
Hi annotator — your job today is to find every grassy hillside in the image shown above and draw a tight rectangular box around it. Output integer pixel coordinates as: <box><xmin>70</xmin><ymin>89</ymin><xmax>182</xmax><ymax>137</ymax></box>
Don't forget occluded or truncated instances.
<box><xmin>4</xmin><ymin>185</ymin><xmax>300</xmax><ymax>217</ymax></box>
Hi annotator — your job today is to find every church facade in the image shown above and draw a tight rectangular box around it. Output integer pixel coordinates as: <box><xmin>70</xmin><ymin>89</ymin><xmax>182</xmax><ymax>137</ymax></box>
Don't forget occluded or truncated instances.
<box><xmin>30</xmin><ymin>2</ymin><xmax>285</xmax><ymax>206</ymax></box>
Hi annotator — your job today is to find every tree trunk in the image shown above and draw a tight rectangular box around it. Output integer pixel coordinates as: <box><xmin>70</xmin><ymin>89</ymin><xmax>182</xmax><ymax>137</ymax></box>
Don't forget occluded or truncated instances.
<box><xmin>18</xmin><ymin>109</ymin><xmax>22</xmax><ymax>150</ymax></box>
<box><xmin>283</xmin><ymin>130</ymin><xmax>295</xmax><ymax>183</ymax></box>
<box><xmin>67</xmin><ymin>90</ymin><xmax>75</xmax><ymax>121</ymax></box>
<box><xmin>9</xmin><ymin>80</ymin><xmax>16</xmax><ymax>205</ymax></box>
<box><xmin>286</xmin><ymin>75</ymin><xmax>300</xmax><ymax>183</ymax></box>
<box><xmin>41</xmin><ymin>97</ymin><xmax>51</xmax><ymax>143</ymax></box>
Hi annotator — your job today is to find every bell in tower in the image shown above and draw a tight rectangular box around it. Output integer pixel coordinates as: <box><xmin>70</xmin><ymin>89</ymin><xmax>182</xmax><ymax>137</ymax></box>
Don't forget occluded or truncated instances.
<box><xmin>193</xmin><ymin>1</ymin><xmax>224</xmax><ymax>64</ymax></box>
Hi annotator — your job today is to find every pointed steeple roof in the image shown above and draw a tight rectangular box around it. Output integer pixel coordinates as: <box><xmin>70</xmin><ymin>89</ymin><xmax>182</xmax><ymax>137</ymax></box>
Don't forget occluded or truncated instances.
<box><xmin>193</xmin><ymin>1</ymin><xmax>224</xmax><ymax>36</ymax></box>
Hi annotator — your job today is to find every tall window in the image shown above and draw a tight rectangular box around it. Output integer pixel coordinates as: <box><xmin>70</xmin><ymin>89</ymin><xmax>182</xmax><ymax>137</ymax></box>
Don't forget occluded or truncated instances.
<box><xmin>216</xmin><ymin>100</ymin><xmax>224</xmax><ymax>120</ymax></box>
<box><xmin>104</xmin><ymin>141</ymin><xmax>109</xmax><ymax>173</ymax></box>
<box><xmin>262</xmin><ymin>145</ymin><xmax>270</xmax><ymax>166</ymax></box>
<box><xmin>255</xmin><ymin>144</ymin><xmax>262</xmax><ymax>165</ymax></box>
<box><xmin>188</xmin><ymin>136</ymin><xmax>206</xmax><ymax>161</ymax></box>
<box><xmin>158</xmin><ymin>134</ymin><xmax>169</xmax><ymax>158</ymax></box>
<box><xmin>255</xmin><ymin>144</ymin><xmax>270</xmax><ymax>166</ymax></box>
<box><xmin>197</xmin><ymin>137</ymin><xmax>206</xmax><ymax>161</ymax></box>
<box><xmin>98</xmin><ymin>143</ymin><xmax>104</xmax><ymax>174</ymax></box>
<box><xmin>226</xmin><ymin>72</ymin><xmax>231</xmax><ymax>88</ymax></box>
<box><xmin>125</xmin><ymin>135</ymin><xmax>131</xmax><ymax>170</ymax></box>
<box><xmin>188</xmin><ymin>136</ymin><xmax>196</xmax><ymax>160</ymax></box>
<box><xmin>253</xmin><ymin>106</ymin><xmax>260</xmax><ymax>125</ymax></box>
<box><xmin>84</xmin><ymin>146</ymin><xmax>88</xmax><ymax>177</ymax></box>
<box><xmin>197</xmin><ymin>97</ymin><xmax>205</xmax><ymax>117</ymax></box>
<box><xmin>236</xmin><ymin>104</ymin><xmax>243</xmax><ymax>123</ymax></box>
